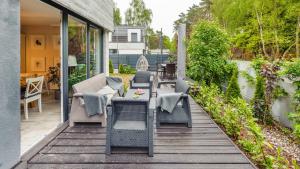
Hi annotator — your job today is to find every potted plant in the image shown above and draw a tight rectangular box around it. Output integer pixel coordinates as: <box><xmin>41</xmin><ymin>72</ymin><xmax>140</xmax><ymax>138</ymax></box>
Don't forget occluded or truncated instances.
<box><xmin>48</xmin><ymin>63</ymin><xmax>60</xmax><ymax>100</ymax></box>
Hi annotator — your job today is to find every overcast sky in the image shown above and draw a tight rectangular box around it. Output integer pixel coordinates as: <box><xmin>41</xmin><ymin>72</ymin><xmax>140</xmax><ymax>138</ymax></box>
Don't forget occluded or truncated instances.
<box><xmin>115</xmin><ymin>0</ymin><xmax>200</xmax><ymax>38</ymax></box>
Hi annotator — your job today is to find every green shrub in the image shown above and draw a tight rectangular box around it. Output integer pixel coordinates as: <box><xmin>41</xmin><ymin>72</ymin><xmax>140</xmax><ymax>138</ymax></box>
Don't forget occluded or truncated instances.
<box><xmin>118</xmin><ymin>64</ymin><xmax>124</xmax><ymax>74</ymax></box>
<box><xmin>252</xmin><ymin>76</ymin><xmax>267</xmax><ymax>121</ymax></box>
<box><xmin>187</xmin><ymin>21</ymin><xmax>231</xmax><ymax>86</ymax></box>
<box><xmin>109</xmin><ymin>60</ymin><xmax>114</xmax><ymax>74</ymax></box>
<box><xmin>282</xmin><ymin>58</ymin><xmax>300</xmax><ymax>139</ymax></box>
<box><xmin>225</xmin><ymin>65</ymin><xmax>242</xmax><ymax>101</ymax></box>
<box><xmin>122</xmin><ymin>65</ymin><xmax>136</xmax><ymax>74</ymax></box>
<box><xmin>192</xmin><ymin>82</ymin><xmax>293</xmax><ymax>168</ymax></box>
<box><xmin>118</xmin><ymin>64</ymin><xmax>136</xmax><ymax>74</ymax></box>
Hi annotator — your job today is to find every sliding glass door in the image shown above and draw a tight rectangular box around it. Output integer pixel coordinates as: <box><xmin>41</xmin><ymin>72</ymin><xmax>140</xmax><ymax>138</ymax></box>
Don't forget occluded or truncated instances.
<box><xmin>89</xmin><ymin>27</ymin><xmax>101</xmax><ymax>76</ymax></box>
<box><xmin>67</xmin><ymin>16</ymin><xmax>87</xmax><ymax>97</ymax></box>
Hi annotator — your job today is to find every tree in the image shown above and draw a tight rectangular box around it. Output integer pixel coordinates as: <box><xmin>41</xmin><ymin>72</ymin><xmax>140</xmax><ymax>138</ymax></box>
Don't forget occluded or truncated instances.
<box><xmin>211</xmin><ymin>0</ymin><xmax>300</xmax><ymax>59</ymax></box>
<box><xmin>148</xmin><ymin>29</ymin><xmax>172</xmax><ymax>50</ymax></box>
<box><xmin>225</xmin><ymin>65</ymin><xmax>242</xmax><ymax>101</ymax></box>
<box><xmin>113</xmin><ymin>7</ymin><xmax>122</xmax><ymax>25</ymax></box>
<box><xmin>199</xmin><ymin>0</ymin><xmax>213</xmax><ymax>20</ymax></box>
<box><xmin>187</xmin><ymin>21</ymin><xmax>231</xmax><ymax>86</ymax></box>
<box><xmin>125</xmin><ymin>0</ymin><xmax>152</xmax><ymax>27</ymax></box>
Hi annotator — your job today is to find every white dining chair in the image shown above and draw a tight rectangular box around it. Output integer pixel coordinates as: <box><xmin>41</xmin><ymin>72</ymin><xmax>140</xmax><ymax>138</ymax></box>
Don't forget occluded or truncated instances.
<box><xmin>21</xmin><ymin>76</ymin><xmax>44</xmax><ymax>120</ymax></box>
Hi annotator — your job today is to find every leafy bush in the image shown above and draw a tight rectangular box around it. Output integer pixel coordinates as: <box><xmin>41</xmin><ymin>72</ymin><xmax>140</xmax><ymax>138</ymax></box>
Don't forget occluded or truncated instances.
<box><xmin>193</xmin><ymin>82</ymin><xmax>294</xmax><ymax>168</ymax></box>
<box><xmin>187</xmin><ymin>21</ymin><xmax>231</xmax><ymax>86</ymax></box>
<box><xmin>225</xmin><ymin>64</ymin><xmax>242</xmax><ymax>101</ymax></box>
<box><xmin>122</xmin><ymin>65</ymin><xmax>136</xmax><ymax>74</ymax></box>
<box><xmin>118</xmin><ymin>64</ymin><xmax>136</xmax><ymax>74</ymax></box>
<box><xmin>252</xmin><ymin>76</ymin><xmax>267</xmax><ymax>121</ymax></box>
<box><xmin>118</xmin><ymin>64</ymin><xmax>124</xmax><ymax>73</ymax></box>
<box><xmin>282</xmin><ymin>59</ymin><xmax>300</xmax><ymax>139</ymax></box>
<box><xmin>109</xmin><ymin>60</ymin><xmax>114</xmax><ymax>74</ymax></box>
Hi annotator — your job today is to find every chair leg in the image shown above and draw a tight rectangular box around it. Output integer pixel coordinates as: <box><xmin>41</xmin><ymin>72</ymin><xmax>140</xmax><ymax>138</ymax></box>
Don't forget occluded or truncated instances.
<box><xmin>24</xmin><ymin>102</ymin><xmax>29</xmax><ymax>120</ymax></box>
<box><xmin>38</xmin><ymin>98</ymin><xmax>42</xmax><ymax>113</ymax></box>
<box><xmin>69</xmin><ymin>121</ymin><xmax>75</xmax><ymax>127</ymax></box>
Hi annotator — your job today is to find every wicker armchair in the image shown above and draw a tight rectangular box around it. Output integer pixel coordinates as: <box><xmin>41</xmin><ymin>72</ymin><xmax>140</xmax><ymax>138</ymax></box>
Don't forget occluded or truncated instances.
<box><xmin>156</xmin><ymin>79</ymin><xmax>192</xmax><ymax>128</ymax></box>
<box><xmin>106</xmin><ymin>98</ymin><xmax>154</xmax><ymax>157</ymax></box>
<box><xmin>130</xmin><ymin>71</ymin><xmax>153</xmax><ymax>97</ymax></box>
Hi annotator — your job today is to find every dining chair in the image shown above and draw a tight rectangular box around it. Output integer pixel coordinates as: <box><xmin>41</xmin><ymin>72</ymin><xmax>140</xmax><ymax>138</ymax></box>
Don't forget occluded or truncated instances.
<box><xmin>21</xmin><ymin>76</ymin><xmax>44</xmax><ymax>120</ymax></box>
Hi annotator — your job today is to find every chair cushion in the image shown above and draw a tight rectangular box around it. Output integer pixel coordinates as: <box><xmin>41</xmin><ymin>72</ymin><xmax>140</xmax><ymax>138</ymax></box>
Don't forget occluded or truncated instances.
<box><xmin>134</xmin><ymin>71</ymin><xmax>151</xmax><ymax>83</ymax></box>
<box><xmin>131</xmin><ymin>83</ymin><xmax>150</xmax><ymax>88</ymax></box>
<box><xmin>97</xmin><ymin>86</ymin><xmax>117</xmax><ymax>105</ymax></box>
<box><xmin>113</xmin><ymin>120</ymin><xmax>146</xmax><ymax>130</ymax></box>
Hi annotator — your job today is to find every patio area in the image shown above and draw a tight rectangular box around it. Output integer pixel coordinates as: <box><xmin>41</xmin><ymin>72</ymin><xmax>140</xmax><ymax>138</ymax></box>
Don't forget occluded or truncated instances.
<box><xmin>15</xmin><ymin>82</ymin><xmax>256</xmax><ymax>169</ymax></box>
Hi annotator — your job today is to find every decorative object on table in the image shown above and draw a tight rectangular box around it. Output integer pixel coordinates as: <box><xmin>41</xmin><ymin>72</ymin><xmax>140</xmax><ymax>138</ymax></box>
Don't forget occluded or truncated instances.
<box><xmin>156</xmin><ymin>79</ymin><xmax>192</xmax><ymax>128</ymax></box>
<box><xmin>130</xmin><ymin>71</ymin><xmax>153</xmax><ymax>97</ymax></box>
<box><xmin>136</xmin><ymin>54</ymin><xmax>149</xmax><ymax>71</ymax></box>
<box><xmin>134</xmin><ymin>88</ymin><xmax>145</xmax><ymax>95</ymax></box>
<box><xmin>31</xmin><ymin>56</ymin><xmax>46</xmax><ymax>72</ymax></box>
<box><xmin>48</xmin><ymin>63</ymin><xmax>60</xmax><ymax>100</ymax></box>
<box><xmin>21</xmin><ymin>76</ymin><xmax>44</xmax><ymax>120</ymax></box>
<box><xmin>52</xmin><ymin>35</ymin><xmax>60</xmax><ymax>50</ymax></box>
<box><xmin>125</xmin><ymin>89</ymin><xmax>150</xmax><ymax>100</ymax></box>
<box><xmin>106</xmin><ymin>98</ymin><xmax>154</xmax><ymax>157</ymax></box>
<box><xmin>30</xmin><ymin>35</ymin><xmax>45</xmax><ymax>50</ymax></box>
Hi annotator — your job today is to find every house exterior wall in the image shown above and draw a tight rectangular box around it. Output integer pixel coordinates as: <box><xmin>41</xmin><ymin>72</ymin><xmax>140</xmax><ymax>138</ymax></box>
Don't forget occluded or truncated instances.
<box><xmin>127</xmin><ymin>29</ymin><xmax>141</xmax><ymax>42</ymax></box>
<box><xmin>109</xmin><ymin>43</ymin><xmax>145</xmax><ymax>55</ymax></box>
<box><xmin>0</xmin><ymin>0</ymin><xmax>21</xmax><ymax>169</ymax></box>
<box><xmin>50</xmin><ymin>0</ymin><xmax>114</xmax><ymax>31</ymax></box>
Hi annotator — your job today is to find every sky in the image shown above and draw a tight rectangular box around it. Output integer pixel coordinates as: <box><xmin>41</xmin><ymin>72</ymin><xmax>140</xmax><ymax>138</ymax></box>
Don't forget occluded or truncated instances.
<box><xmin>115</xmin><ymin>0</ymin><xmax>201</xmax><ymax>38</ymax></box>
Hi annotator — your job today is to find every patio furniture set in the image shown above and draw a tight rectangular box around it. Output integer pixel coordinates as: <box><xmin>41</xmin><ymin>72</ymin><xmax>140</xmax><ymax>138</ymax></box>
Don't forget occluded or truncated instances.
<box><xmin>69</xmin><ymin>71</ymin><xmax>192</xmax><ymax>157</ymax></box>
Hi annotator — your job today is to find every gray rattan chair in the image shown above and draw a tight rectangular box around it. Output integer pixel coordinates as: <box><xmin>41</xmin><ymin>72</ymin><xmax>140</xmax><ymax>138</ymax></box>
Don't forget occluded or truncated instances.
<box><xmin>106</xmin><ymin>98</ymin><xmax>154</xmax><ymax>157</ymax></box>
<box><xmin>156</xmin><ymin>79</ymin><xmax>192</xmax><ymax>128</ymax></box>
<box><xmin>130</xmin><ymin>71</ymin><xmax>153</xmax><ymax>97</ymax></box>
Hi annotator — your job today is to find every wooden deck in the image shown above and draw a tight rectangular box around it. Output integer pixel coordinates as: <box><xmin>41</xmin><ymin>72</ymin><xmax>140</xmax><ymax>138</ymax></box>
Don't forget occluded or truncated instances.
<box><xmin>17</xmin><ymin>97</ymin><xmax>257</xmax><ymax>169</ymax></box>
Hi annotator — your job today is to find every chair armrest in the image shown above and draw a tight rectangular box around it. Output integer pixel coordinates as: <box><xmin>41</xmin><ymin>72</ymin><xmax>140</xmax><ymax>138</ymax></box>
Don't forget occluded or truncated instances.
<box><xmin>73</xmin><ymin>92</ymin><xmax>83</xmax><ymax>97</ymax></box>
<box><xmin>150</xmin><ymin>75</ymin><xmax>154</xmax><ymax>83</ymax></box>
<box><xmin>107</xmin><ymin>106</ymin><xmax>112</xmax><ymax>117</ymax></box>
<box><xmin>129</xmin><ymin>76</ymin><xmax>135</xmax><ymax>88</ymax></box>
<box><xmin>149</xmin><ymin>98</ymin><xmax>156</xmax><ymax>118</ymax></box>
<box><xmin>108</xmin><ymin>77</ymin><xmax>122</xmax><ymax>83</ymax></box>
<box><xmin>157</xmin><ymin>80</ymin><xmax>176</xmax><ymax>88</ymax></box>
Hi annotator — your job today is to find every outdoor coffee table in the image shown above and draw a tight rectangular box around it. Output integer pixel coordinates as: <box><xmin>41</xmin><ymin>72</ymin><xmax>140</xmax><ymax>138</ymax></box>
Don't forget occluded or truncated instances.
<box><xmin>125</xmin><ymin>89</ymin><xmax>150</xmax><ymax>100</ymax></box>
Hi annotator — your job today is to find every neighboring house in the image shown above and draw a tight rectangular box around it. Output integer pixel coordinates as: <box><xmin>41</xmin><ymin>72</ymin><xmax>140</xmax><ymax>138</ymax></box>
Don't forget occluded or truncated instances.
<box><xmin>150</xmin><ymin>49</ymin><xmax>170</xmax><ymax>55</ymax></box>
<box><xmin>109</xmin><ymin>25</ymin><xmax>146</xmax><ymax>55</ymax></box>
<box><xmin>0</xmin><ymin>0</ymin><xmax>113</xmax><ymax>168</ymax></box>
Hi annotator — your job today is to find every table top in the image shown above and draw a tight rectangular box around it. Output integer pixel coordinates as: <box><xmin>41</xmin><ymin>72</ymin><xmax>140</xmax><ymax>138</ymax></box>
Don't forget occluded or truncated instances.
<box><xmin>125</xmin><ymin>89</ymin><xmax>150</xmax><ymax>100</ymax></box>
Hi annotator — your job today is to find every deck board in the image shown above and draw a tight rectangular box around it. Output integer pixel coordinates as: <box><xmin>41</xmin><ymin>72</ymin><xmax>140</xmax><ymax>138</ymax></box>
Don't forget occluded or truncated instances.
<box><xmin>21</xmin><ymin>94</ymin><xmax>256</xmax><ymax>169</ymax></box>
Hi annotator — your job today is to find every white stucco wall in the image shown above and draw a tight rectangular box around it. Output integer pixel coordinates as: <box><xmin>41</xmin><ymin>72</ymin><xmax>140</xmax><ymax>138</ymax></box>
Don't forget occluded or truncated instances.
<box><xmin>127</xmin><ymin>29</ymin><xmax>141</xmax><ymax>42</ymax></box>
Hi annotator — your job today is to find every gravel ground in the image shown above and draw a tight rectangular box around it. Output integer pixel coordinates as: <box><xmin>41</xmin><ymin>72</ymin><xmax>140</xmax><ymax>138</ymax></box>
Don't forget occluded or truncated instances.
<box><xmin>263</xmin><ymin>126</ymin><xmax>300</xmax><ymax>162</ymax></box>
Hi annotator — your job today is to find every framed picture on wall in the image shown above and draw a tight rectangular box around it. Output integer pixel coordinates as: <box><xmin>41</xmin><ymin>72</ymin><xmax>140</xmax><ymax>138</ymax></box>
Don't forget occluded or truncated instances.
<box><xmin>30</xmin><ymin>35</ymin><xmax>45</xmax><ymax>50</ymax></box>
<box><xmin>52</xmin><ymin>35</ymin><xmax>60</xmax><ymax>50</ymax></box>
<box><xmin>31</xmin><ymin>56</ymin><xmax>46</xmax><ymax>72</ymax></box>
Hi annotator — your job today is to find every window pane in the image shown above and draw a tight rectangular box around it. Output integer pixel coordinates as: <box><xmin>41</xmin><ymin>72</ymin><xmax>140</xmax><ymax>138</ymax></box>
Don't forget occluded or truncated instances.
<box><xmin>90</xmin><ymin>27</ymin><xmax>100</xmax><ymax>76</ymax></box>
<box><xmin>131</xmin><ymin>33</ymin><xmax>138</xmax><ymax>42</ymax></box>
<box><xmin>68</xmin><ymin>16</ymin><xmax>87</xmax><ymax>93</ymax></box>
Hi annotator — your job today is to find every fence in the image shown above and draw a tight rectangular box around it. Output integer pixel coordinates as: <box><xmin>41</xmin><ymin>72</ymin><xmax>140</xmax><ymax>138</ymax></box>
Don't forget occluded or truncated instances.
<box><xmin>109</xmin><ymin>54</ymin><xmax>170</xmax><ymax>71</ymax></box>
